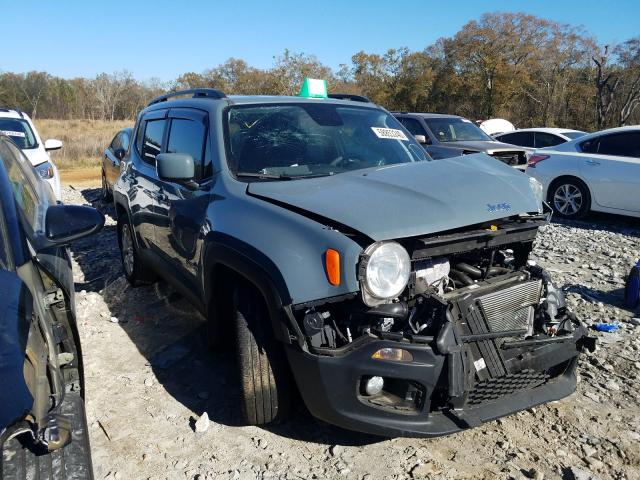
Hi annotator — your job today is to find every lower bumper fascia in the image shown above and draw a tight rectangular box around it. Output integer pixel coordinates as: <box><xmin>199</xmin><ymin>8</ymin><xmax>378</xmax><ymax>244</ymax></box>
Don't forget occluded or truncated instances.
<box><xmin>286</xmin><ymin>341</ymin><xmax>578</xmax><ymax>438</ymax></box>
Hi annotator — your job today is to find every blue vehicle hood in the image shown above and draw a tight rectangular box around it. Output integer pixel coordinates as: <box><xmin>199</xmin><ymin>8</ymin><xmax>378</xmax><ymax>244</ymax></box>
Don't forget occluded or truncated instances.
<box><xmin>248</xmin><ymin>154</ymin><xmax>539</xmax><ymax>241</ymax></box>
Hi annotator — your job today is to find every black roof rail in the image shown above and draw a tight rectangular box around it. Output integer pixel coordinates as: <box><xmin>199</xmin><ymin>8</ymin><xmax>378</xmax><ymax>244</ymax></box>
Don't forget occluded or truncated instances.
<box><xmin>147</xmin><ymin>88</ymin><xmax>227</xmax><ymax>106</ymax></box>
<box><xmin>327</xmin><ymin>93</ymin><xmax>372</xmax><ymax>103</ymax></box>
<box><xmin>0</xmin><ymin>107</ymin><xmax>25</xmax><ymax>118</ymax></box>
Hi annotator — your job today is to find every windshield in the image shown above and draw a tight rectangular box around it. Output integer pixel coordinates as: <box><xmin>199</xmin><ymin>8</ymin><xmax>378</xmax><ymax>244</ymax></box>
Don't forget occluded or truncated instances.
<box><xmin>562</xmin><ymin>131</ymin><xmax>587</xmax><ymax>140</ymax></box>
<box><xmin>0</xmin><ymin>118</ymin><xmax>38</xmax><ymax>149</ymax></box>
<box><xmin>225</xmin><ymin>103</ymin><xmax>427</xmax><ymax>179</ymax></box>
<box><xmin>424</xmin><ymin>117</ymin><xmax>493</xmax><ymax>143</ymax></box>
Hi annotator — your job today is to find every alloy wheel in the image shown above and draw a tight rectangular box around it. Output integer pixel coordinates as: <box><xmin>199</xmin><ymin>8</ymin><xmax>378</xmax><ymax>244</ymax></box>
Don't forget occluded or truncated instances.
<box><xmin>553</xmin><ymin>183</ymin><xmax>583</xmax><ymax>216</ymax></box>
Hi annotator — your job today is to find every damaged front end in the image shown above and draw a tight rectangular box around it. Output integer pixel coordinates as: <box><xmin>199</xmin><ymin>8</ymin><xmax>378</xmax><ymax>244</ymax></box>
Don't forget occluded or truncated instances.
<box><xmin>285</xmin><ymin>214</ymin><xmax>596</xmax><ymax>437</ymax></box>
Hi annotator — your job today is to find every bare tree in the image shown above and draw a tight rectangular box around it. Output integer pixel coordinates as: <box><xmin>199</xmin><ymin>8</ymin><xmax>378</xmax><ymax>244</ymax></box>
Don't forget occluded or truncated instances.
<box><xmin>616</xmin><ymin>38</ymin><xmax>640</xmax><ymax>125</ymax></box>
<box><xmin>19</xmin><ymin>71</ymin><xmax>49</xmax><ymax>118</ymax></box>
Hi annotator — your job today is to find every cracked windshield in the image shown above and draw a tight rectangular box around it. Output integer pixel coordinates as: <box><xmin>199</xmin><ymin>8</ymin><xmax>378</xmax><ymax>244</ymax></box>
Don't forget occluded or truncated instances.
<box><xmin>227</xmin><ymin>103</ymin><xmax>427</xmax><ymax>179</ymax></box>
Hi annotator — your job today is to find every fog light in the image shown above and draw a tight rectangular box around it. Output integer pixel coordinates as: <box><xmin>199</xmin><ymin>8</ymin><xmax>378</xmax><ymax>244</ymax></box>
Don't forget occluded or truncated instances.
<box><xmin>372</xmin><ymin>348</ymin><xmax>413</xmax><ymax>362</ymax></box>
<box><xmin>364</xmin><ymin>376</ymin><xmax>384</xmax><ymax>396</ymax></box>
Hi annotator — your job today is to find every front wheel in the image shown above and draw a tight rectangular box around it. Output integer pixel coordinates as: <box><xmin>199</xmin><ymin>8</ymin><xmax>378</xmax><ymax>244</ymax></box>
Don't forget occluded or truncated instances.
<box><xmin>549</xmin><ymin>178</ymin><xmax>591</xmax><ymax>219</ymax></box>
<box><xmin>101</xmin><ymin>170</ymin><xmax>112</xmax><ymax>201</ymax></box>
<box><xmin>118</xmin><ymin>218</ymin><xmax>155</xmax><ymax>286</ymax></box>
<box><xmin>235</xmin><ymin>287</ymin><xmax>291</xmax><ymax>425</ymax></box>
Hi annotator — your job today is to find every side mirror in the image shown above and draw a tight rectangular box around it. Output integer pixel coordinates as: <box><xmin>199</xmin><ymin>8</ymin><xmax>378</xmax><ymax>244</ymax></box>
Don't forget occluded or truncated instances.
<box><xmin>414</xmin><ymin>135</ymin><xmax>427</xmax><ymax>144</ymax></box>
<box><xmin>45</xmin><ymin>205</ymin><xmax>104</xmax><ymax>245</ymax></box>
<box><xmin>44</xmin><ymin>139</ymin><xmax>63</xmax><ymax>151</ymax></box>
<box><xmin>156</xmin><ymin>153</ymin><xmax>195</xmax><ymax>182</ymax></box>
<box><xmin>114</xmin><ymin>148</ymin><xmax>126</xmax><ymax>160</ymax></box>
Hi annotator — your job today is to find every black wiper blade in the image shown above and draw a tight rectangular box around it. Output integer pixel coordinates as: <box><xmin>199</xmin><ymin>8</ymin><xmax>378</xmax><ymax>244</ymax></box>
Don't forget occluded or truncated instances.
<box><xmin>235</xmin><ymin>172</ymin><xmax>294</xmax><ymax>180</ymax></box>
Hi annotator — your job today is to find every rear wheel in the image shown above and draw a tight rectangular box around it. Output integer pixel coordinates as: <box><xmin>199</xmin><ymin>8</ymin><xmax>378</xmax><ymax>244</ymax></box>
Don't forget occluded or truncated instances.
<box><xmin>118</xmin><ymin>218</ymin><xmax>155</xmax><ymax>286</ymax></box>
<box><xmin>235</xmin><ymin>286</ymin><xmax>291</xmax><ymax>425</ymax></box>
<box><xmin>548</xmin><ymin>177</ymin><xmax>591</xmax><ymax>219</ymax></box>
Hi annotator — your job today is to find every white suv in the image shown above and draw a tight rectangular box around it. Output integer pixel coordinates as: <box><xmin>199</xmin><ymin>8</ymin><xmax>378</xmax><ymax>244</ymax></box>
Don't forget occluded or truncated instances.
<box><xmin>0</xmin><ymin>108</ymin><xmax>62</xmax><ymax>200</ymax></box>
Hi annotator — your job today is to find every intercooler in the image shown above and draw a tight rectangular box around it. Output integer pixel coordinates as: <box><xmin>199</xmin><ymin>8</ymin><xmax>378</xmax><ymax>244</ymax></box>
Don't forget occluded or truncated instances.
<box><xmin>447</xmin><ymin>276</ymin><xmax>545</xmax><ymax>382</ymax></box>
<box><xmin>476</xmin><ymin>279</ymin><xmax>542</xmax><ymax>334</ymax></box>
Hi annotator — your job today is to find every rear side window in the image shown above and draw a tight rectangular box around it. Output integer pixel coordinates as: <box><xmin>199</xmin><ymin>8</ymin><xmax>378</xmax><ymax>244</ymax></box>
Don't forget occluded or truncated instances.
<box><xmin>595</xmin><ymin>132</ymin><xmax>640</xmax><ymax>157</ymax></box>
<box><xmin>498</xmin><ymin>132</ymin><xmax>534</xmax><ymax>148</ymax></box>
<box><xmin>535</xmin><ymin>132</ymin><xmax>563</xmax><ymax>148</ymax></box>
<box><xmin>580</xmin><ymin>138</ymin><xmax>598</xmax><ymax>153</ymax></box>
<box><xmin>167</xmin><ymin>118</ymin><xmax>209</xmax><ymax>179</ymax></box>
<box><xmin>142</xmin><ymin>119</ymin><xmax>167</xmax><ymax>164</ymax></box>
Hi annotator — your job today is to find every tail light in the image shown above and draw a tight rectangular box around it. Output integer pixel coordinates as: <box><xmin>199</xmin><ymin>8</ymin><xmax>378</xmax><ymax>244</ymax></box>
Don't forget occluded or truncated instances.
<box><xmin>527</xmin><ymin>154</ymin><xmax>550</xmax><ymax>168</ymax></box>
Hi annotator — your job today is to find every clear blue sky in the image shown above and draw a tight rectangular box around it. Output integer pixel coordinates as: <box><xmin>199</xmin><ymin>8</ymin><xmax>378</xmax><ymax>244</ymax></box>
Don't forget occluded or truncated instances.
<box><xmin>3</xmin><ymin>0</ymin><xmax>639</xmax><ymax>82</ymax></box>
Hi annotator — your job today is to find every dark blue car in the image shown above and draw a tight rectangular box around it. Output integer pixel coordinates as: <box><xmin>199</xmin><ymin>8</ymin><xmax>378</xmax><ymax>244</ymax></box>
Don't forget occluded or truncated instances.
<box><xmin>0</xmin><ymin>134</ymin><xmax>103</xmax><ymax>478</ymax></box>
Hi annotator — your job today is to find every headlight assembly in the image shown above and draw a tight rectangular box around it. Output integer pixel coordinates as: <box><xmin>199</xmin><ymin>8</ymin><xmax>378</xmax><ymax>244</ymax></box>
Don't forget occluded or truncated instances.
<box><xmin>529</xmin><ymin>176</ymin><xmax>544</xmax><ymax>213</ymax></box>
<box><xmin>35</xmin><ymin>161</ymin><xmax>55</xmax><ymax>180</ymax></box>
<box><xmin>360</xmin><ymin>241</ymin><xmax>410</xmax><ymax>306</ymax></box>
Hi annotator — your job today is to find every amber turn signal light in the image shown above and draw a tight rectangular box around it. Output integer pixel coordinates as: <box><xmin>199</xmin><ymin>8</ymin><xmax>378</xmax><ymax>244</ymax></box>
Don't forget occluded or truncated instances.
<box><xmin>325</xmin><ymin>249</ymin><xmax>340</xmax><ymax>286</ymax></box>
<box><xmin>372</xmin><ymin>348</ymin><xmax>413</xmax><ymax>362</ymax></box>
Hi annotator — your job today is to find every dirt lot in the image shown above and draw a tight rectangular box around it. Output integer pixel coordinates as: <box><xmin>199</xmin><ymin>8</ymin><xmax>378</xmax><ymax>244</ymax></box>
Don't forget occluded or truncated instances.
<box><xmin>61</xmin><ymin>184</ymin><xmax>640</xmax><ymax>480</ymax></box>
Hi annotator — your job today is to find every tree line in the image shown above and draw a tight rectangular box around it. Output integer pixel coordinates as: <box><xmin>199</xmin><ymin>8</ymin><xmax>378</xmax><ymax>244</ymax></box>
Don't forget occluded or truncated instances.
<box><xmin>1</xmin><ymin>13</ymin><xmax>638</xmax><ymax>131</ymax></box>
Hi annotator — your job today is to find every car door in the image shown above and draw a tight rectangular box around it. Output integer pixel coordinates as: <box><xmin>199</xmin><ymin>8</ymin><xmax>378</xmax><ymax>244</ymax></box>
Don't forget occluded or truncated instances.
<box><xmin>128</xmin><ymin>110</ymin><xmax>168</xmax><ymax>249</ymax></box>
<box><xmin>397</xmin><ymin>117</ymin><xmax>452</xmax><ymax>159</ymax></box>
<box><xmin>153</xmin><ymin>108</ymin><xmax>212</xmax><ymax>285</ymax></box>
<box><xmin>579</xmin><ymin>131</ymin><xmax>640</xmax><ymax>212</ymax></box>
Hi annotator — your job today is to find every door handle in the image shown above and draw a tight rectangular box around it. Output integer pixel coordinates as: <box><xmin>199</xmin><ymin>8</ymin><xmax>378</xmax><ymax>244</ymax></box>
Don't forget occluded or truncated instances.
<box><xmin>586</xmin><ymin>159</ymin><xmax>600</xmax><ymax>166</ymax></box>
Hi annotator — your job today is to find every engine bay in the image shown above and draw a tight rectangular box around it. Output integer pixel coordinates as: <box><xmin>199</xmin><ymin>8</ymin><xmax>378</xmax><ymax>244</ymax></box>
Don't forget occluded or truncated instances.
<box><xmin>295</xmin><ymin>216</ymin><xmax>580</xmax><ymax>353</ymax></box>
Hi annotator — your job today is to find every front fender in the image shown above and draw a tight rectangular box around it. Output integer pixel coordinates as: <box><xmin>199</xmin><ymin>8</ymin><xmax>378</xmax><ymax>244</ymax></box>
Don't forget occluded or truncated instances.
<box><xmin>203</xmin><ymin>235</ymin><xmax>296</xmax><ymax>343</ymax></box>
<box><xmin>205</xmin><ymin>189</ymin><xmax>364</xmax><ymax>306</ymax></box>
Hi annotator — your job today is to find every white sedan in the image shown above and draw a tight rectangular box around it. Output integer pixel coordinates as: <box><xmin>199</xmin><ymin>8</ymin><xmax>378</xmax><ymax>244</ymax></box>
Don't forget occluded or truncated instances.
<box><xmin>526</xmin><ymin>126</ymin><xmax>640</xmax><ymax>219</ymax></box>
<box><xmin>495</xmin><ymin>127</ymin><xmax>586</xmax><ymax>150</ymax></box>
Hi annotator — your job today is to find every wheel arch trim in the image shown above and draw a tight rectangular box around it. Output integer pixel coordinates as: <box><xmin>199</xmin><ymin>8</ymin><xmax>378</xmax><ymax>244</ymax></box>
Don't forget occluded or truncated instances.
<box><xmin>202</xmin><ymin>233</ymin><xmax>300</xmax><ymax>345</ymax></box>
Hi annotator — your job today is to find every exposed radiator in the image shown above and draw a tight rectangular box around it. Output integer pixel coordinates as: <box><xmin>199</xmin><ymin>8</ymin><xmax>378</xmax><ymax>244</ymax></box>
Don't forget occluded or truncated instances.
<box><xmin>476</xmin><ymin>280</ymin><xmax>542</xmax><ymax>333</ymax></box>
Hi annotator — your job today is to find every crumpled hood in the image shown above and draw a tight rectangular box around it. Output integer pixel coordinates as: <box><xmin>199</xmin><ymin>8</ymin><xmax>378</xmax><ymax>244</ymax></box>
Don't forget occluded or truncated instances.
<box><xmin>248</xmin><ymin>154</ymin><xmax>540</xmax><ymax>241</ymax></box>
<box><xmin>446</xmin><ymin>140</ymin><xmax>526</xmax><ymax>153</ymax></box>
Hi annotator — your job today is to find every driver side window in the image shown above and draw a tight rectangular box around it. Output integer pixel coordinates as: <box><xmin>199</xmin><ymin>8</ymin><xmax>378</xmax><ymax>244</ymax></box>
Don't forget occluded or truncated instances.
<box><xmin>399</xmin><ymin>118</ymin><xmax>431</xmax><ymax>144</ymax></box>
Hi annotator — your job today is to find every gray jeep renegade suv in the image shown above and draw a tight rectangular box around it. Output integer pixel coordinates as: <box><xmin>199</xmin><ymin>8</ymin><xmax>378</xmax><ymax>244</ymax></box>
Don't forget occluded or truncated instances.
<box><xmin>113</xmin><ymin>85</ymin><xmax>594</xmax><ymax>437</ymax></box>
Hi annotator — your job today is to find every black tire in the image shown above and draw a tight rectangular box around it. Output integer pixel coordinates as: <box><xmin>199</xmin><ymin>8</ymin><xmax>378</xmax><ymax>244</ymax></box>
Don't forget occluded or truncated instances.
<box><xmin>207</xmin><ymin>284</ymin><xmax>234</xmax><ymax>351</ymax></box>
<box><xmin>117</xmin><ymin>217</ymin><xmax>155</xmax><ymax>286</ymax></box>
<box><xmin>234</xmin><ymin>286</ymin><xmax>291</xmax><ymax>425</ymax></box>
<box><xmin>100</xmin><ymin>170</ymin><xmax>112</xmax><ymax>201</ymax></box>
<box><xmin>548</xmin><ymin>177</ymin><xmax>591</xmax><ymax>219</ymax></box>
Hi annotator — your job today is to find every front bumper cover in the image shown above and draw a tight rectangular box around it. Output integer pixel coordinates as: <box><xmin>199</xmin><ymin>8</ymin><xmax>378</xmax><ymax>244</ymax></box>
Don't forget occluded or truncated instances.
<box><xmin>286</xmin><ymin>325</ymin><xmax>591</xmax><ymax>438</ymax></box>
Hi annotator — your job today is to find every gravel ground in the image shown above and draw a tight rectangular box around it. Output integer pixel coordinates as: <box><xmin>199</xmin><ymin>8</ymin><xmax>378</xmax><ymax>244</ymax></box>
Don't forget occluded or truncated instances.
<box><xmin>62</xmin><ymin>185</ymin><xmax>640</xmax><ymax>480</ymax></box>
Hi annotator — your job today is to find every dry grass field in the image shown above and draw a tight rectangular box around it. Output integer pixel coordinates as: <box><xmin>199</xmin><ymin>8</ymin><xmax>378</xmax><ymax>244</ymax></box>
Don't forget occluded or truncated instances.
<box><xmin>35</xmin><ymin>119</ymin><xmax>133</xmax><ymax>172</ymax></box>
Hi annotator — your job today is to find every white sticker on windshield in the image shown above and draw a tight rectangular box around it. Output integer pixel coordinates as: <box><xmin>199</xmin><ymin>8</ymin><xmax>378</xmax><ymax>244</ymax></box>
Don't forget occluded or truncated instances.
<box><xmin>461</xmin><ymin>118</ymin><xmax>472</xmax><ymax>123</ymax></box>
<box><xmin>371</xmin><ymin>127</ymin><xmax>408</xmax><ymax>141</ymax></box>
<box><xmin>0</xmin><ymin>130</ymin><xmax>26</xmax><ymax>138</ymax></box>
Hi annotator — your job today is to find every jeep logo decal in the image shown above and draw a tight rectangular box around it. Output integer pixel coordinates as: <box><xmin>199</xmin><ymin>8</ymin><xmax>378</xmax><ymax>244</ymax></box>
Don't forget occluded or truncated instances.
<box><xmin>486</xmin><ymin>202</ymin><xmax>512</xmax><ymax>213</ymax></box>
